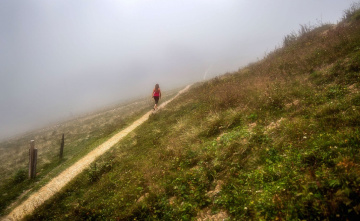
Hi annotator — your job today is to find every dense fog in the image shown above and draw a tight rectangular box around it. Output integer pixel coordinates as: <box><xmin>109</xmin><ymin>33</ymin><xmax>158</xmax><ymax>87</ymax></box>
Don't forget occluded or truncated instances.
<box><xmin>0</xmin><ymin>0</ymin><xmax>354</xmax><ymax>140</ymax></box>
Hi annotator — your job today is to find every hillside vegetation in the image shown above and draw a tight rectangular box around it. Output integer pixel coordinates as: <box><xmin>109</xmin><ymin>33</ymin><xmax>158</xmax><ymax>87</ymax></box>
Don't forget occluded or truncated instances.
<box><xmin>24</xmin><ymin>5</ymin><xmax>360</xmax><ymax>221</ymax></box>
<box><xmin>0</xmin><ymin>90</ymin><xmax>180</xmax><ymax>216</ymax></box>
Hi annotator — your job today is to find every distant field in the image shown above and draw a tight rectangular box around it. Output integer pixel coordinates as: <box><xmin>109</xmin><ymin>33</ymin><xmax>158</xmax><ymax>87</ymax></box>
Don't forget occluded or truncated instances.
<box><xmin>0</xmin><ymin>97</ymin><xmax>147</xmax><ymax>183</ymax></box>
<box><xmin>0</xmin><ymin>87</ymin><xmax>180</xmax><ymax>215</ymax></box>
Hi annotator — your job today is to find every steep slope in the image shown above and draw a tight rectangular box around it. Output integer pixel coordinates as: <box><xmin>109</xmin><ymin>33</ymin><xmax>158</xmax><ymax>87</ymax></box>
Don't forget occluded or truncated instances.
<box><xmin>24</xmin><ymin>7</ymin><xmax>360</xmax><ymax>221</ymax></box>
<box><xmin>0</xmin><ymin>90</ymin><xmax>181</xmax><ymax>216</ymax></box>
<box><xmin>4</xmin><ymin>85</ymin><xmax>191</xmax><ymax>221</ymax></box>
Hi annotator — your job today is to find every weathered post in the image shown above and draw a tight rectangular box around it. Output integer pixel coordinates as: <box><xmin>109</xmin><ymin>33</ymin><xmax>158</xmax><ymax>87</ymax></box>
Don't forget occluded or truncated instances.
<box><xmin>60</xmin><ymin>133</ymin><xmax>64</xmax><ymax>159</ymax></box>
<box><xmin>29</xmin><ymin>140</ymin><xmax>37</xmax><ymax>179</ymax></box>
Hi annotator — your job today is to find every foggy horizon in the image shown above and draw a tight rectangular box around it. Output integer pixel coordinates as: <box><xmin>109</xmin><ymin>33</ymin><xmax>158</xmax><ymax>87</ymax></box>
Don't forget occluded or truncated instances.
<box><xmin>0</xmin><ymin>0</ymin><xmax>355</xmax><ymax>140</ymax></box>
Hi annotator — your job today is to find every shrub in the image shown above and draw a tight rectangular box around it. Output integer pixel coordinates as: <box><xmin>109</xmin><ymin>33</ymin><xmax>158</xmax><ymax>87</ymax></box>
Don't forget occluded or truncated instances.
<box><xmin>343</xmin><ymin>2</ymin><xmax>360</xmax><ymax>22</ymax></box>
<box><xmin>13</xmin><ymin>169</ymin><xmax>27</xmax><ymax>183</ymax></box>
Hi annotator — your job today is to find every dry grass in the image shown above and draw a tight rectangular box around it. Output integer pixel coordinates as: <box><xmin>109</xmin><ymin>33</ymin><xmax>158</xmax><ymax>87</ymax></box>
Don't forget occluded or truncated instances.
<box><xmin>0</xmin><ymin>98</ymin><xmax>146</xmax><ymax>183</ymax></box>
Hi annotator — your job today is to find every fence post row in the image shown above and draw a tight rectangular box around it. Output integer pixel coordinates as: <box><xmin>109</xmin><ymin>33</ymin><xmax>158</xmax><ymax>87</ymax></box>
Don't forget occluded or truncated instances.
<box><xmin>60</xmin><ymin>133</ymin><xmax>64</xmax><ymax>159</ymax></box>
<box><xmin>29</xmin><ymin>140</ymin><xmax>37</xmax><ymax>179</ymax></box>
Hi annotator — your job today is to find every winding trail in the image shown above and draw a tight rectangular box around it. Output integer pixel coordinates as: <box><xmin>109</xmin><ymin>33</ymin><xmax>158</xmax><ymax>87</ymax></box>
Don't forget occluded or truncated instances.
<box><xmin>4</xmin><ymin>85</ymin><xmax>191</xmax><ymax>221</ymax></box>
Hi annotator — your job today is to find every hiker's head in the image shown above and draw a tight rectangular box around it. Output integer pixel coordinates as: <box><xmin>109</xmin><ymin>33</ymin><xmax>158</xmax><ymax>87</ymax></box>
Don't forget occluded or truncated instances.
<box><xmin>155</xmin><ymin>84</ymin><xmax>159</xmax><ymax>89</ymax></box>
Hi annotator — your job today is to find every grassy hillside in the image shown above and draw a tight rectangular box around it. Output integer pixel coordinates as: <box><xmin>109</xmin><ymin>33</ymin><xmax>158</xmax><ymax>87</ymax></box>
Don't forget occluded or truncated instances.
<box><xmin>0</xmin><ymin>90</ymin><xmax>180</xmax><ymax>216</ymax></box>
<box><xmin>23</xmin><ymin>5</ymin><xmax>360</xmax><ymax>221</ymax></box>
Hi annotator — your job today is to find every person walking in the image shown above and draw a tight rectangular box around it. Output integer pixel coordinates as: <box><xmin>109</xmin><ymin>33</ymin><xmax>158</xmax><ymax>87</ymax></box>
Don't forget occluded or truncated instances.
<box><xmin>152</xmin><ymin>84</ymin><xmax>161</xmax><ymax>110</ymax></box>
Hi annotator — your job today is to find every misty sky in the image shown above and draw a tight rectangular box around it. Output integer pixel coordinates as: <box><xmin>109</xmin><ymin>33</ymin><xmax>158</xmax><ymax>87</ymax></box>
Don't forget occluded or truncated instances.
<box><xmin>0</xmin><ymin>0</ymin><xmax>355</xmax><ymax>140</ymax></box>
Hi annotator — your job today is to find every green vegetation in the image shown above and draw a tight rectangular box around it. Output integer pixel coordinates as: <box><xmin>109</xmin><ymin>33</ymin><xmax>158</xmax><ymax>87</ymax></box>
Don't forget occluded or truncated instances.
<box><xmin>15</xmin><ymin>4</ymin><xmax>360</xmax><ymax>221</ymax></box>
<box><xmin>0</xmin><ymin>90</ymin><xmax>180</xmax><ymax>216</ymax></box>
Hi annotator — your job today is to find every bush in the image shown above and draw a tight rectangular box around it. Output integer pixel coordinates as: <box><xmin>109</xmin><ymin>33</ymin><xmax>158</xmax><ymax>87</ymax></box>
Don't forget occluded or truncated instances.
<box><xmin>13</xmin><ymin>169</ymin><xmax>27</xmax><ymax>183</ymax></box>
<box><xmin>343</xmin><ymin>2</ymin><xmax>360</xmax><ymax>22</ymax></box>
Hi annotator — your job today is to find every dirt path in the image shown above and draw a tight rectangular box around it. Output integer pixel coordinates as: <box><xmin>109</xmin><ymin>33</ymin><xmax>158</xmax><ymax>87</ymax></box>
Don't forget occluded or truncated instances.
<box><xmin>4</xmin><ymin>85</ymin><xmax>191</xmax><ymax>221</ymax></box>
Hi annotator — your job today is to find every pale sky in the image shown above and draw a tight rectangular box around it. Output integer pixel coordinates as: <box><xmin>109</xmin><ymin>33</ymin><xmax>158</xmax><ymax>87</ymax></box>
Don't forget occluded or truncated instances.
<box><xmin>0</xmin><ymin>0</ymin><xmax>356</xmax><ymax>140</ymax></box>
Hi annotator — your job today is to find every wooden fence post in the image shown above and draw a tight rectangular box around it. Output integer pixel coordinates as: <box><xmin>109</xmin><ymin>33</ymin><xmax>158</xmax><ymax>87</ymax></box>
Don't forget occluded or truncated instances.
<box><xmin>60</xmin><ymin>133</ymin><xmax>64</xmax><ymax>159</ymax></box>
<box><xmin>29</xmin><ymin>140</ymin><xmax>37</xmax><ymax>179</ymax></box>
